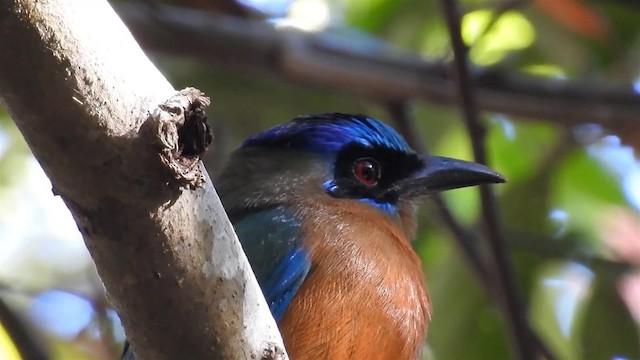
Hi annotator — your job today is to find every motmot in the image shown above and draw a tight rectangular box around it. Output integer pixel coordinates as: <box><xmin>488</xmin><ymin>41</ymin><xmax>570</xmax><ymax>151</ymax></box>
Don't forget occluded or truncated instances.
<box><xmin>122</xmin><ymin>113</ymin><xmax>504</xmax><ymax>360</ymax></box>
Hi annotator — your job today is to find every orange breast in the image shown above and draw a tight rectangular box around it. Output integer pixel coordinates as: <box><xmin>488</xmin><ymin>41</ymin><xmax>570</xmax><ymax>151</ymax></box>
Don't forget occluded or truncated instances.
<box><xmin>278</xmin><ymin>197</ymin><xmax>430</xmax><ymax>360</ymax></box>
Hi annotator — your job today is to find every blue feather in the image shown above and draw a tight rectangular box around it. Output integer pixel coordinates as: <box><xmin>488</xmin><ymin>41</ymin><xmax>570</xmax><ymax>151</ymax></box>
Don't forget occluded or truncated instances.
<box><xmin>359</xmin><ymin>197</ymin><xmax>398</xmax><ymax>214</ymax></box>
<box><xmin>232</xmin><ymin>207</ymin><xmax>310</xmax><ymax>320</ymax></box>
<box><xmin>241</xmin><ymin>113</ymin><xmax>411</xmax><ymax>155</ymax></box>
<box><xmin>263</xmin><ymin>247</ymin><xmax>310</xmax><ymax>320</ymax></box>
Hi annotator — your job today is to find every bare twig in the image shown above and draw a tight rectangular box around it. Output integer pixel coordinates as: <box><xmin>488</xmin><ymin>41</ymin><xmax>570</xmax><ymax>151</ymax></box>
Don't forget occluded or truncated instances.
<box><xmin>440</xmin><ymin>1</ymin><xmax>537</xmax><ymax>360</ymax></box>
<box><xmin>386</xmin><ymin>102</ymin><xmax>557</xmax><ymax>360</ymax></box>
<box><xmin>114</xmin><ymin>3</ymin><xmax>640</xmax><ymax>131</ymax></box>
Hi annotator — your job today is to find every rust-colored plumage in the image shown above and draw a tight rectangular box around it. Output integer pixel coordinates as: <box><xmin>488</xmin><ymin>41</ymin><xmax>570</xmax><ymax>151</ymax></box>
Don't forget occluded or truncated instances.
<box><xmin>279</xmin><ymin>197</ymin><xmax>430</xmax><ymax>360</ymax></box>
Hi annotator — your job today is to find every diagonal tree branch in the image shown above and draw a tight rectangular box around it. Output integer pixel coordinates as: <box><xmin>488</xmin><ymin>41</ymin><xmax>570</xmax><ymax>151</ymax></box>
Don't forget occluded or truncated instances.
<box><xmin>0</xmin><ymin>1</ymin><xmax>286</xmax><ymax>359</ymax></box>
<box><xmin>114</xmin><ymin>3</ymin><xmax>640</xmax><ymax>132</ymax></box>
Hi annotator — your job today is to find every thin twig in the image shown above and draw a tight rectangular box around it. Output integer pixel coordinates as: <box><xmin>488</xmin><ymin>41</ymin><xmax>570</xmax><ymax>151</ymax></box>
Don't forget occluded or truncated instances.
<box><xmin>386</xmin><ymin>102</ymin><xmax>557</xmax><ymax>360</ymax></box>
<box><xmin>439</xmin><ymin>1</ymin><xmax>537</xmax><ymax>360</ymax></box>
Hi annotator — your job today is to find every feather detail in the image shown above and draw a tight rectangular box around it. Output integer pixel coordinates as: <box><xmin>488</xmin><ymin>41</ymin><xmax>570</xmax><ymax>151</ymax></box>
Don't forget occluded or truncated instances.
<box><xmin>241</xmin><ymin>113</ymin><xmax>411</xmax><ymax>155</ymax></box>
<box><xmin>263</xmin><ymin>247</ymin><xmax>310</xmax><ymax>320</ymax></box>
<box><xmin>232</xmin><ymin>207</ymin><xmax>310</xmax><ymax>320</ymax></box>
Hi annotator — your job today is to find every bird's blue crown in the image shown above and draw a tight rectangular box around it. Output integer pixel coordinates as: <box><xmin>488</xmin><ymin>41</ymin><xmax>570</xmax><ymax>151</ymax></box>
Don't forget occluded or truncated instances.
<box><xmin>241</xmin><ymin>113</ymin><xmax>412</xmax><ymax>155</ymax></box>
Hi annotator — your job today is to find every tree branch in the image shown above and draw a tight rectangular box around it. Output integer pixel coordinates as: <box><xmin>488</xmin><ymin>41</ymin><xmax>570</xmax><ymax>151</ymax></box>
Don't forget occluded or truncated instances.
<box><xmin>0</xmin><ymin>1</ymin><xmax>286</xmax><ymax>359</ymax></box>
<box><xmin>440</xmin><ymin>1</ymin><xmax>536</xmax><ymax>359</ymax></box>
<box><xmin>114</xmin><ymin>3</ymin><xmax>640</xmax><ymax>131</ymax></box>
<box><xmin>387</xmin><ymin>99</ymin><xmax>557</xmax><ymax>360</ymax></box>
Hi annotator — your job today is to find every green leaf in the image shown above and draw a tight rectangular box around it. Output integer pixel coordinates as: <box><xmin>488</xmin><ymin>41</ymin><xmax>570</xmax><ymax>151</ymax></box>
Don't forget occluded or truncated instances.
<box><xmin>343</xmin><ymin>0</ymin><xmax>412</xmax><ymax>33</ymax></box>
<box><xmin>424</xmin><ymin>239</ymin><xmax>511</xmax><ymax>360</ymax></box>
<box><xmin>577</xmin><ymin>268</ymin><xmax>640</xmax><ymax>360</ymax></box>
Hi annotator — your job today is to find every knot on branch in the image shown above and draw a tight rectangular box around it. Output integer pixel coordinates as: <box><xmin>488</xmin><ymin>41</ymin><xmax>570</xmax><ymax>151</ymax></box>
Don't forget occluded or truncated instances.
<box><xmin>261</xmin><ymin>342</ymin><xmax>287</xmax><ymax>360</ymax></box>
<box><xmin>152</xmin><ymin>87</ymin><xmax>212</xmax><ymax>189</ymax></box>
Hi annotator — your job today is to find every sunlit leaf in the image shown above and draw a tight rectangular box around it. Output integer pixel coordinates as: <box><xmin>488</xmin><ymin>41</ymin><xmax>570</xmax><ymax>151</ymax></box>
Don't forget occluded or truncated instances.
<box><xmin>463</xmin><ymin>10</ymin><xmax>535</xmax><ymax>65</ymax></box>
<box><xmin>0</xmin><ymin>323</ymin><xmax>21</xmax><ymax>360</ymax></box>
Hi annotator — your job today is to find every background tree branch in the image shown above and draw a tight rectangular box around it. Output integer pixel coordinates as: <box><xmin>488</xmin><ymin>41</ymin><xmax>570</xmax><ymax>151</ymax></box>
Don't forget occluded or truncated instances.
<box><xmin>115</xmin><ymin>3</ymin><xmax>640</xmax><ymax>132</ymax></box>
<box><xmin>0</xmin><ymin>1</ymin><xmax>286</xmax><ymax>359</ymax></box>
<box><xmin>441</xmin><ymin>1</ymin><xmax>535</xmax><ymax>359</ymax></box>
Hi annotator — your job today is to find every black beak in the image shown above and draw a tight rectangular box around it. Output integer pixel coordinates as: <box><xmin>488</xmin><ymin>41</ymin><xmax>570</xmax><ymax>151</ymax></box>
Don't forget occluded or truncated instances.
<box><xmin>393</xmin><ymin>155</ymin><xmax>505</xmax><ymax>198</ymax></box>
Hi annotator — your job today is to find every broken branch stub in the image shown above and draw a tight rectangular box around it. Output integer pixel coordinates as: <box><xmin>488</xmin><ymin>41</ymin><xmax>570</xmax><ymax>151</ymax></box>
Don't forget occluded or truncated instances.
<box><xmin>153</xmin><ymin>87</ymin><xmax>212</xmax><ymax>189</ymax></box>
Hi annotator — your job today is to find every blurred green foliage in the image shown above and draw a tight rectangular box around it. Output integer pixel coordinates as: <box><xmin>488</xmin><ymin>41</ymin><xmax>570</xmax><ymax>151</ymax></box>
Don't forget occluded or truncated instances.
<box><xmin>1</xmin><ymin>0</ymin><xmax>639</xmax><ymax>359</ymax></box>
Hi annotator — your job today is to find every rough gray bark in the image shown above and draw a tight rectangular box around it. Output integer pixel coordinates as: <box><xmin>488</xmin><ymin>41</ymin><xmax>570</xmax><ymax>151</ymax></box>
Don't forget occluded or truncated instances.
<box><xmin>0</xmin><ymin>1</ymin><xmax>287</xmax><ymax>359</ymax></box>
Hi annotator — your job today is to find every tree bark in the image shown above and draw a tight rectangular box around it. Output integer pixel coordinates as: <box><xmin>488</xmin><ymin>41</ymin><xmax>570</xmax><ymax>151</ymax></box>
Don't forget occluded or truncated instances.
<box><xmin>0</xmin><ymin>1</ymin><xmax>287</xmax><ymax>359</ymax></box>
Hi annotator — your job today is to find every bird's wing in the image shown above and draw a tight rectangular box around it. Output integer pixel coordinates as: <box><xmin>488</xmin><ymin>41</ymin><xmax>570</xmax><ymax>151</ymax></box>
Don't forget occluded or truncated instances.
<box><xmin>233</xmin><ymin>206</ymin><xmax>310</xmax><ymax>320</ymax></box>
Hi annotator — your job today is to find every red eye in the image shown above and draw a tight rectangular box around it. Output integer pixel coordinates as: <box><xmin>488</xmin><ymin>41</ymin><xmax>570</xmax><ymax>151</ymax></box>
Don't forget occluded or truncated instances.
<box><xmin>352</xmin><ymin>158</ymin><xmax>380</xmax><ymax>186</ymax></box>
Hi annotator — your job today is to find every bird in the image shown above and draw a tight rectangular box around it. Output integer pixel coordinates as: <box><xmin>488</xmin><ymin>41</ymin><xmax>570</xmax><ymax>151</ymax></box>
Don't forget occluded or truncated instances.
<box><xmin>121</xmin><ymin>113</ymin><xmax>504</xmax><ymax>360</ymax></box>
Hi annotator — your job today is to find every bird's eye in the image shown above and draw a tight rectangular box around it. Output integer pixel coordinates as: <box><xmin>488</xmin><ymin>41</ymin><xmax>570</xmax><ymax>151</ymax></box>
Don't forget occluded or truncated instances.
<box><xmin>352</xmin><ymin>157</ymin><xmax>380</xmax><ymax>186</ymax></box>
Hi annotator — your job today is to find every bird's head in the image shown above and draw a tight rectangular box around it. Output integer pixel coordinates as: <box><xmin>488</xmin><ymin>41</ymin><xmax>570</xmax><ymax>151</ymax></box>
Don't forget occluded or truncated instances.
<box><xmin>217</xmin><ymin>113</ymin><xmax>504</xmax><ymax>218</ymax></box>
